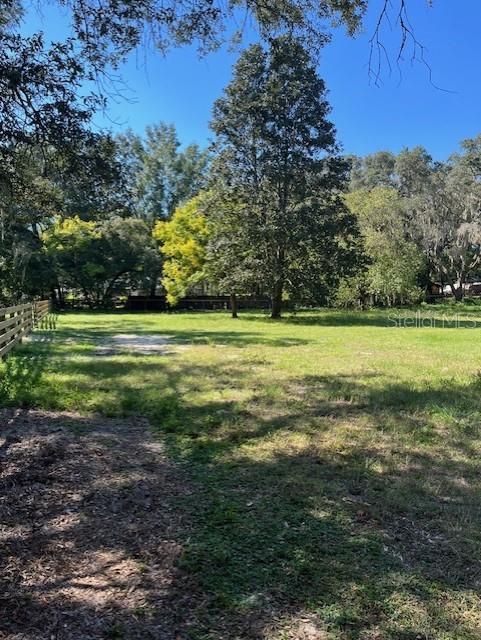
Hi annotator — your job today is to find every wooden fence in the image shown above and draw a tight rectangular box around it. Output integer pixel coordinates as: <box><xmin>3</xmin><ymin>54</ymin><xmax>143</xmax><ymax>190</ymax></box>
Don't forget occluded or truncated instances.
<box><xmin>124</xmin><ymin>295</ymin><xmax>271</xmax><ymax>312</ymax></box>
<box><xmin>0</xmin><ymin>300</ymin><xmax>51</xmax><ymax>359</ymax></box>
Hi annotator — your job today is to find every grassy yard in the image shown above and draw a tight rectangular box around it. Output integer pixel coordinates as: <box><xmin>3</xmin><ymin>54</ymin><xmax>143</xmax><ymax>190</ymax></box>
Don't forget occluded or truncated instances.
<box><xmin>2</xmin><ymin>307</ymin><xmax>481</xmax><ymax>639</ymax></box>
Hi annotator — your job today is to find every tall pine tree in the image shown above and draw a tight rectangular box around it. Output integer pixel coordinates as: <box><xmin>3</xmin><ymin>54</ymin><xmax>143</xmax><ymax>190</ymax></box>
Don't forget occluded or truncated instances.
<box><xmin>209</xmin><ymin>36</ymin><xmax>360</xmax><ymax>318</ymax></box>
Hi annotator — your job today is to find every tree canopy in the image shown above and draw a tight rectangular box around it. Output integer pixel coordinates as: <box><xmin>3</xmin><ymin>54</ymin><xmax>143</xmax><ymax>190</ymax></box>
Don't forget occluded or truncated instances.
<box><xmin>116</xmin><ymin>125</ymin><xmax>209</xmax><ymax>224</ymax></box>
<box><xmin>44</xmin><ymin>216</ymin><xmax>157</xmax><ymax>307</ymax></box>
<box><xmin>344</xmin><ymin>187</ymin><xmax>424</xmax><ymax>306</ymax></box>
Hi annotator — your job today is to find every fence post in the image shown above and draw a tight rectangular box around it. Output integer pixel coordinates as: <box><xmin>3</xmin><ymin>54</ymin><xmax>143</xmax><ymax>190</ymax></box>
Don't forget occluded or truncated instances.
<box><xmin>0</xmin><ymin>306</ymin><xmax>5</xmax><ymax>351</ymax></box>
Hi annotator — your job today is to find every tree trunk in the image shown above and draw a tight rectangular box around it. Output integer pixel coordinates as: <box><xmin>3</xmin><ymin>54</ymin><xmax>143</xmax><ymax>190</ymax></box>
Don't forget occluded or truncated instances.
<box><xmin>450</xmin><ymin>281</ymin><xmax>464</xmax><ymax>301</ymax></box>
<box><xmin>271</xmin><ymin>282</ymin><xmax>283</xmax><ymax>319</ymax></box>
<box><xmin>230</xmin><ymin>293</ymin><xmax>238</xmax><ymax>319</ymax></box>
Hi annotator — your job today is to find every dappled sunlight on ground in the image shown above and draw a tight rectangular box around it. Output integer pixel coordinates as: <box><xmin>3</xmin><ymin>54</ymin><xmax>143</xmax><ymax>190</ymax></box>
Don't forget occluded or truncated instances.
<box><xmin>0</xmin><ymin>409</ymin><xmax>197</xmax><ymax>639</ymax></box>
<box><xmin>2</xmin><ymin>309</ymin><xmax>481</xmax><ymax>638</ymax></box>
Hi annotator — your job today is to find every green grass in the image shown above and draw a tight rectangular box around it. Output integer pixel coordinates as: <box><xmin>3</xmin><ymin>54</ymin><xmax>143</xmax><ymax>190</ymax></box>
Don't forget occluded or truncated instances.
<box><xmin>3</xmin><ymin>306</ymin><xmax>481</xmax><ymax>638</ymax></box>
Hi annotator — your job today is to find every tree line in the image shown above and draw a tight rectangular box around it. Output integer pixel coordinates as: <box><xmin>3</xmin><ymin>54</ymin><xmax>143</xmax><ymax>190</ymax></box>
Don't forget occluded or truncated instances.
<box><xmin>345</xmin><ymin>141</ymin><xmax>481</xmax><ymax>305</ymax></box>
<box><xmin>158</xmin><ymin>133</ymin><xmax>481</xmax><ymax>315</ymax></box>
<box><xmin>3</xmin><ymin>35</ymin><xmax>359</xmax><ymax>318</ymax></box>
<box><xmin>1</xmin><ymin>0</ymin><xmax>474</xmax><ymax>318</ymax></box>
<box><xmin>6</xmin><ymin>33</ymin><xmax>481</xmax><ymax>317</ymax></box>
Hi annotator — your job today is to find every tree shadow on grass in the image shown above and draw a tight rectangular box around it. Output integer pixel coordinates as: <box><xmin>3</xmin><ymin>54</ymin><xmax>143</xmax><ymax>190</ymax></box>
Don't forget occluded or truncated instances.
<box><xmin>0</xmin><ymin>335</ymin><xmax>54</xmax><ymax>407</ymax></box>
<box><xmin>5</xmin><ymin>402</ymin><xmax>481</xmax><ymax>640</ymax></box>
<box><xmin>151</xmin><ymin>369</ymin><xmax>481</xmax><ymax>638</ymax></box>
<box><xmin>242</xmin><ymin>309</ymin><xmax>395</xmax><ymax>327</ymax></box>
<box><xmin>3</xmin><ymin>338</ymin><xmax>481</xmax><ymax>637</ymax></box>
<box><xmin>241</xmin><ymin>308</ymin><xmax>481</xmax><ymax>329</ymax></box>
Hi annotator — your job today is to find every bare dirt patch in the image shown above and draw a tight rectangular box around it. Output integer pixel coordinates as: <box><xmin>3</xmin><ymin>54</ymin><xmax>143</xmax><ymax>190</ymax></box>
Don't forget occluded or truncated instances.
<box><xmin>95</xmin><ymin>334</ymin><xmax>180</xmax><ymax>356</ymax></box>
<box><xmin>0</xmin><ymin>408</ymin><xmax>197</xmax><ymax>639</ymax></box>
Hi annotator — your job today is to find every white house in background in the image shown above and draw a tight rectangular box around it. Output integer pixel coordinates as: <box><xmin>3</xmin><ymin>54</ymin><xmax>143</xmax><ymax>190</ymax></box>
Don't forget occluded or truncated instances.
<box><xmin>442</xmin><ymin>282</ymin><xmax>481</xmax><ymax>296</ymax></box>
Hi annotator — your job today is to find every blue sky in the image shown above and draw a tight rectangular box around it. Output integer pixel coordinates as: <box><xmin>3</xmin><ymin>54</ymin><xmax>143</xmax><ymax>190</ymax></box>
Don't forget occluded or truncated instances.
<box><xmin>22</xmin><ymin>1</ymin><xmax>481</xmax><ymax>159</ymax></box>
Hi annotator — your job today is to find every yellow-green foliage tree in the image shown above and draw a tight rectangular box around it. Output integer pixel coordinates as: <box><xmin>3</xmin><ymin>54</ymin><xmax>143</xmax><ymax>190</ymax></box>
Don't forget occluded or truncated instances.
<box><xmin>154</xmin><ymin>194</ymin><xmax>210</xmax><ymax>305</ymax></box>
<box><xmin>45</xmin><ymin>215</ymin><xmax>156</xmax><ymax>307</ymax></box>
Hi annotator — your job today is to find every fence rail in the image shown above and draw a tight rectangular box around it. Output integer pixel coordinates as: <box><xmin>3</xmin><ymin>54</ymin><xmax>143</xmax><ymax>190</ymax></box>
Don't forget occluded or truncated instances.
<box><xmin>0</xmin><ymin>300</ymin><xmax>51</xmax><ymax>359</ymax></box>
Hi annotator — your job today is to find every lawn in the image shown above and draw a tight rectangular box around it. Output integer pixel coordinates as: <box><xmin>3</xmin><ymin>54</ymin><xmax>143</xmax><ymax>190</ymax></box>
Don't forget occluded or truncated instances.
<box><xmin>2</xmin><ymin>307</ymin><xmax>481</xmax><ymax>639</ymax></box>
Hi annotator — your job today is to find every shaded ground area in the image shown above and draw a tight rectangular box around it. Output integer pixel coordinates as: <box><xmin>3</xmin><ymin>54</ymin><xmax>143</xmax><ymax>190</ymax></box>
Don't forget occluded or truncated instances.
<box><xmin>4</xmin><ymin>311</ymin><xmax>481</xmax><ymax>638</ymax></box>
<box><xmin>0</xmin><ymin>409</ymin><xmax>198</xmax><ymax>640</ymax></box>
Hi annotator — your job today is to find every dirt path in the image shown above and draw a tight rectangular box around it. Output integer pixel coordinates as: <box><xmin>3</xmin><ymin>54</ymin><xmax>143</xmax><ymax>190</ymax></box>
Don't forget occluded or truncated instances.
<box><xmin>94</xmin><ymin>334</ymin><xmax>180</xmax><ymax>356</ymax></box>
<box><xmin>0</xmin><ymin>409</ymin><xmax>196</xmax><ymax>639</ymax></box>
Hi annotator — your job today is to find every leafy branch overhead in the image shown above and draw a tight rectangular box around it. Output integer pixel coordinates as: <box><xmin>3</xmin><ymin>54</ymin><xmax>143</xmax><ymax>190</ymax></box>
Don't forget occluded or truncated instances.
<box><xmin>6</xmin><ymin>1</ymin><xmax>433</xmax><ymax>67</ymax></box>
